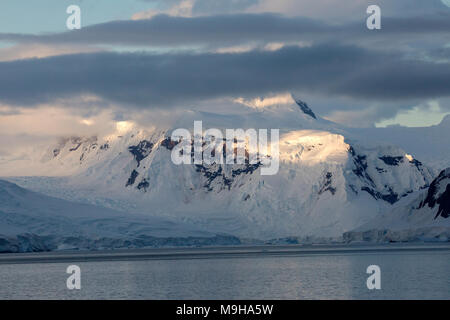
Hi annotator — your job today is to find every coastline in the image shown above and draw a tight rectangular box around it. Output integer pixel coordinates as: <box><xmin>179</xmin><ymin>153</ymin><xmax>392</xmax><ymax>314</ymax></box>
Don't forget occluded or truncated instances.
<box><xmin>1</xmin><ymin>242</ymin><xmax>449</xmax><ymax>265</ymax></box>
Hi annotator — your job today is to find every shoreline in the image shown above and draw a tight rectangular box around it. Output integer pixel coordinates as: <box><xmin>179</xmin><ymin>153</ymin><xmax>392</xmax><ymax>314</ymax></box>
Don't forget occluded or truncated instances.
<box><xmin>0</xmin><ymin>242</ymin><xmax>449</xmax><ymax>265</ymax></box>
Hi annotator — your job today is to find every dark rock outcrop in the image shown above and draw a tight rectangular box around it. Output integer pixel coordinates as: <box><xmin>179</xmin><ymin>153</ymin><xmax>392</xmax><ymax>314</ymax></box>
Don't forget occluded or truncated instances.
<box><xmin>379</xmin><ymin>156</ymin><xmax>403</xmax><ymax>166</ymax></box>
<box><xmin>126</xmin><ymin>170</ymin><xmax>139</xmax><ymax>187</ymax></box>
<box><xmin>319</xmin><ymin>172</ymin><xmax>336</xmax><ymax>195</ymax></box>
<box><xmin>293</xmin><ymin>98</ymin><xmax>317</xmax><ymax>119</ymax></box>
<box><xmin>137</xmin><ymin>178</ymin><xmax>150</xmax><ymax>192</ymax></box>
<box><xmin>128</xmin><ymin>140</ymin><xmax>154</xmax><ymax>167</ymax></box>
<box><xmin>419</xmin><ymin>169</ymin><xmax>450</xmax><ymax>219</ymax></box>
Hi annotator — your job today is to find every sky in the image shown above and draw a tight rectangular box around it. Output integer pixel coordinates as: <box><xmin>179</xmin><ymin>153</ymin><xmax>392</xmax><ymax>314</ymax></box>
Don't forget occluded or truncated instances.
<box><xmin>0</xmin><ymin>0</ymin><xmax>449</xmax><ymax>155</ymax></box>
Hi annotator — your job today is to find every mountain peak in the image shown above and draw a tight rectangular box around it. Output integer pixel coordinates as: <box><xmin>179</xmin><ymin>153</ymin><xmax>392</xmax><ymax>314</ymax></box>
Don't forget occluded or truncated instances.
<box><xmin>291</xmin><ymin>94</ymin><xmax>317</xmax><ymax>119</ymax></box>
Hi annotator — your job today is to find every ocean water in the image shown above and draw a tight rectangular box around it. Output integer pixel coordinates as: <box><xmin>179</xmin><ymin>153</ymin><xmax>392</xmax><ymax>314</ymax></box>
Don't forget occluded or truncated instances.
<box><xmin>0</xmin><ymin>247</ymin><xmax>449</xmax><ymax>299</ymax></box>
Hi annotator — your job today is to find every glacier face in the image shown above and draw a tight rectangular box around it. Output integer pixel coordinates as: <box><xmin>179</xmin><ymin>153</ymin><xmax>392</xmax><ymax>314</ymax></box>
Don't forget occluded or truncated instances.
<box><xmin>0</xmin><ymin>179</ymin><xmax>240</xmax><ymax>253</ymax></box>
<box><xmin>1</xmin><ymin>99</ymin><xmax>442</xmax><ymax>243</ymax></box>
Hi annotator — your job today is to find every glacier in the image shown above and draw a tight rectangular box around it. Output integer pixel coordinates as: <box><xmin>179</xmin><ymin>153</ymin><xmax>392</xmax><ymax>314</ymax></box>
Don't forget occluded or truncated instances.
<box><xmin>0</xmin><ymin>179</ymin><xmax>240</xmax><ymax>253</ymax></box>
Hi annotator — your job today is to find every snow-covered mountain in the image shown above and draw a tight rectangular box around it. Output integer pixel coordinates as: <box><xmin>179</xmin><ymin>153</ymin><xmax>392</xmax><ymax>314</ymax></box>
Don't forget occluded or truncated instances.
<box><xmin>350</xmin><ymin>115</ymin><xmax>450</xmax><ymax>171</ymax></box>
<box><xmin>0</xmin><ymin>179</ymin><xmax>239</xmax><ymax>252</ymax></box>
<box><xmin>344</xmin><ymin>168</ymin><xmax>450</xmax><ymax>242</ymax></box>
<box><xmin>1</xmin><ymin>96</ymin><xmax>442</xmax><ymax>244</ymax></box>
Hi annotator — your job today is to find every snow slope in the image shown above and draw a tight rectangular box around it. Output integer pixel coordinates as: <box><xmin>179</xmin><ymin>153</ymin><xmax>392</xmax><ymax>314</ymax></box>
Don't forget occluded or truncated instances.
<box><xmin>1</xmin><ymin>97</ymin><xmax>439</xmax><ymax>241</ymax></box>
<box><xmin>344</xmin><ymin>168</ymin><xmax>450</xmax><ymax>242</ymax></box>
<box><xmin>0</xmin><ymin>179</ymin><xmax>239</xmax><ymax>252</ymax></box>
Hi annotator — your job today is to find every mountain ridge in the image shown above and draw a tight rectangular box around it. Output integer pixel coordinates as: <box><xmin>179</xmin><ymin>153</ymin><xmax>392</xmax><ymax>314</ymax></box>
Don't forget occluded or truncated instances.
<box><xmin>1</xmin><ymin>100</ymin><xmax>440</xmax><ymax>241</ymax></box>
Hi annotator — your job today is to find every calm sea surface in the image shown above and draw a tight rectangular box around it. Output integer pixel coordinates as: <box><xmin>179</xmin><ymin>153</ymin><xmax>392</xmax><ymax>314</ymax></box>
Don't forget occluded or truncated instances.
<box><xmin>0</xmin><ymin>244</ymin><xmax>449</xmax><ymax>299</ymax></box>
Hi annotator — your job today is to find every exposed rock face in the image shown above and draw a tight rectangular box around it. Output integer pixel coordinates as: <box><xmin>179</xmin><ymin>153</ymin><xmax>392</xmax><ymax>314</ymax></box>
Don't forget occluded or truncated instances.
<box><xmin>344</xmin><ymin>168</ymin><xmax>450</xmax><ymax>243</ymax></box>
<box><xmin>436</xmin><ymin>185</ymin><xmax>450</xmax><ymax>219</ymax></box>
<box><xmin>319</xmin><ymin>172</ymin><xmax>336</xmax><ymax>195</ymax></box>
<box><xmin>126</xmin><ymin>170</ymin><xmax>139</xmax><ymax>187</ymax></box>
<box><xmin>292</xmin><ymin>97</ymin><xmax>317</xmax><ymax>119</ymax></box>
<box><xmin>379</xmin><ymin>156</ymin><xmax>403</xmax><ymax>166</ymax></box>
<box><xmin>419</xmin><ymin>168</ymin><xmax>450</xmax><ymax>219</ymax></box>
<box><xmin>128</xmin><ymin>140</ymin><xmax>154</xmax><ymax>167</ymax></box>
<box><xmin>137</xmin><ymin>178</ymin><xmax>150</xmax><ymax>192</ymax></box>
<box><xmin>348</xmin><ymin>146</ymin><xmax>432</xmax><ymax>204</ymax></box>
<box><xmin>160</xmin><ymin>136</ymin><xmax>264</xmax><ymax>192</ymax></box>
<box><xmin>100</xmin><ymin>143</ymin><xmax>109</xmax><ymax>150</ymax></box>
<box><xmin>160</xmin><ymin>137</ymin><xmax>179</xmax><ymax>150</ymax></box>
<box><xmin>350</xmin><ymin>146</ymin><xmax>372</xmax><ymax>183</ymax></box>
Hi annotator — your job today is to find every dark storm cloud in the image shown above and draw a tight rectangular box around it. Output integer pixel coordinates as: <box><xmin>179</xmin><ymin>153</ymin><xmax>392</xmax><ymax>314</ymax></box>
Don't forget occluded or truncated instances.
<box><xmin>0</xmin><ymin>14</ymin><xmax>328</xmax><ymax>47</ymax></box>
<box><xmin>0</xmin><ymin>45</ymin><xmax>449</xmax><ymax>108</ymax></box>
<box><xmin>0</xmin><ymin>12</ymin><xmax>449</xmax><ymax>48</ymax></box>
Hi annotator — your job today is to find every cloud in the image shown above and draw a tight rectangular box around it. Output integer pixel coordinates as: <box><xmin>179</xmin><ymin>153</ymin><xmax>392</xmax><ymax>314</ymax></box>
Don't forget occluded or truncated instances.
<box><xmin>0</xmin><ymin>4</ymin><xmax>448</xmax><ymax>130</ymax></box>
<box><xmin>324</xmin><ymin>107</ymin><xmax>382</xmax><ymax>128</ymax></box>
<box><xmin>0</xmin><ymin>106</ymin><xmax>114</xmax><ymax>137</ymax></box>
<box><xmin>233</xmin><ymin>93</ymin><xmax>295</xmax><ymax>109</ymax></box>
<box><xmin>139</xmin><ymin>0</ymin><xmax>448</xmax><ymax>19</ymax></box>
<box><xmin>192</xmin><ymin>0</ymin><xmax>258</xmax><ymax>15</ymax></box>
<box><xmin>0</xmin><ymin>43</ymin><xmax>102</xmax><ymax>62</ymax></box>
<box><xmin>376</xmin><ymin>100</ymin><xmax>450</xmax><ymax>127</ymax></box>
<box><xmin>247</xmin><ymin>0</ymin><xmax>448</xmax><ymax>20</ymax></box>
<box><xmin>0</xmin><ymin>44</ymin><xmax>449</xmax><ymax>110</ymax></box>
<box><xmin>0</xmin><ymin>14</ymin><xmax>332</xmax><ymax>48</ymax></box>
<box><xmin>132</xmin><ymin>0</ymin><xmax>194</xmax><ymax>19</ymax></box>
<box><xmin>1</xmin><ymin>12</ymin><xmax>449</xmax><ymax>50</ymax></box>
<box><xmin>0</xmin><ymin>104</ymin><xmax>120</xmax><ymax>156</ymax></box>
<box><xmin>137</xmin><ymin>0</ymin><xmax>259</xmax><ymax>16</ymax></box>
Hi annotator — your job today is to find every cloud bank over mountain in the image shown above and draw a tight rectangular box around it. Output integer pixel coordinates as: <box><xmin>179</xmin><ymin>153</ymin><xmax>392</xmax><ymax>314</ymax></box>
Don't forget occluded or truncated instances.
<box><xmin>0</xmin><ymin>0</ymin><xmax>449</xmax><ymax>155</ymax></box>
